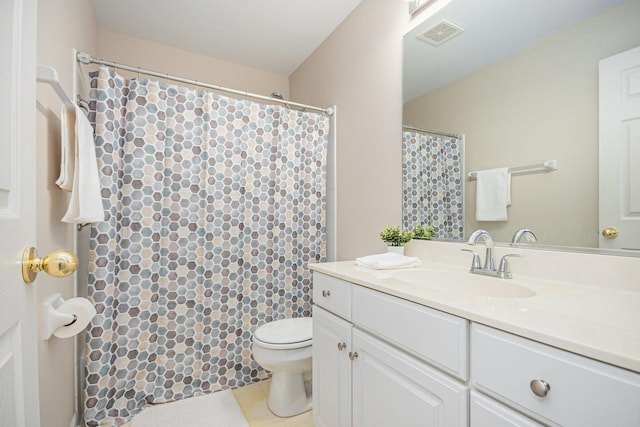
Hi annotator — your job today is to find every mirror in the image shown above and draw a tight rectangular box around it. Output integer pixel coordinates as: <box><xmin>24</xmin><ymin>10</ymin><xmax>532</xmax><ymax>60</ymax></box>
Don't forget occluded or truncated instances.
<box><xmin>403</xmin><ymin>0</ymin><xmax>640</xmax><ymax>252</ymax></box>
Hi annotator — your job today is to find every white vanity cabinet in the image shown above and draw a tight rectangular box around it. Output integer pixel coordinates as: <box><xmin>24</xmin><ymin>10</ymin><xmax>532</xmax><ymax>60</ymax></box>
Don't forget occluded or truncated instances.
<box><xmin>471</xmin><ymin>324</ymin><xmax>640</xmax><ymax>427</ymax></box>
<box><xmin>312</xmin><ymin>272</ymin><xmax>469</xmax><ymax>427</ymax></box>
<box><xmin>311</xmin><ymin>263</ymin><xmax>640</xmax><ymax>427</ymax></box>
<box><xmin>351</xmin><ymin>328</ymin><xmax>468</xmax><ymax>426</ymax></box>
<box><xmin>313</xmin><ymin>273</ymin><xmax>353</xmax><ymax>427</ymax></box>
<box><xmin>470</xmin><ymin>391</ymin><xmax>544</xmax><ymax>427</ymax></box>
<box><xmin>313</xmin><ymin>305</ymin><xmax>352</xmax><ymax>427</ymax></box>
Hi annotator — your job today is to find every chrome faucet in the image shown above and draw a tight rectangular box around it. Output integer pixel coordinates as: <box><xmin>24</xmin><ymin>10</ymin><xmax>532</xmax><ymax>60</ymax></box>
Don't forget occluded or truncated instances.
<box><xmin>512</xmin><ymin>228</ymin><xmax>537</xmax><ymax>244</ymax></box>
<box><xmin>467</xmin><ymin>229</ymin><xmax>496</xmax><ymax>271</ymax></box>
<box><xmin>464</xmin><ymin>229</ymin><xmax>524</xmax><ymax>279</ymax></box>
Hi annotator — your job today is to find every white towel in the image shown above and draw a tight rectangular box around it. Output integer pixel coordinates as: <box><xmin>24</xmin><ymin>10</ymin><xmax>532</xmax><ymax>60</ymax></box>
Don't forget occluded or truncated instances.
<box><xmin>355</xmin><ymin>252</ymin><xmax>421</xmax><ymax>270</ymax></box>
<box><xmin>55</xmin><ymin>105</ymin><xmax>75</xmax><ymax>191</ymax></box>
<box><xmin>475</xmin><ymin>167</ymin><xmax>511</xmax><ymax>221</ymax></box>
<box><xmin>61</xmin><ymin>105</ymin><xmax>105</xmax><ymax>224</ymax></box>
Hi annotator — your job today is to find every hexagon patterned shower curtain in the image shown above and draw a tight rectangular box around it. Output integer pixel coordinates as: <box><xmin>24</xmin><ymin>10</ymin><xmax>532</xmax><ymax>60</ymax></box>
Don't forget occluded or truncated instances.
<box><xmin>84</xmin><ymin>66</ymin><xmax>328</xmax><ymax>426</ymax></box>
<box><xmin>402</xmin><ymin>130</ymin><xmax>464</xmax><ymax>239</ymax></box>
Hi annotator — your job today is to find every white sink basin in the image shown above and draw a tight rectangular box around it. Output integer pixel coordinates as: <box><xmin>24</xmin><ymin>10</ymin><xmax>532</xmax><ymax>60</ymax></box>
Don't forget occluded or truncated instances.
<box><xmin>390</xmin><ymin>270</ymin><xmax>536</xmax><ymax>299</ymax></box>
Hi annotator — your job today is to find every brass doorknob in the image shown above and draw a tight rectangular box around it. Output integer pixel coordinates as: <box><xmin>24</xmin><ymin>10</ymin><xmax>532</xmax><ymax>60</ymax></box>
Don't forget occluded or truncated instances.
<box><xmin>602</xmin><ymin>227</ymin><xmax>619</xmax><ymax>239</ymax></box>
<box><xmin>22</xmin><ymin>247</ymin><xmax>79</xmax><ymax>284</ymax></box>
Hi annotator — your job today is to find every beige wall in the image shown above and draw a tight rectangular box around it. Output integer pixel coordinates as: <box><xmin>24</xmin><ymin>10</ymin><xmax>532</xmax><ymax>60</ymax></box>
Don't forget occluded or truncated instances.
<box><xmin>36</xmin><ymin>1</ymin><xmax>98</xmax><ymax>426</ymax></box>
<box><xmin>98</xmin><ymin>30</ymin><xmax>290</xmax><ymax>99</ymax></box>
<box><xmin>290</xmin><ymin>0</ymin><xmax>410</xmax><ymax>260</ymax></box>
<box><xmin>404</xmin><ymin>0</ymin><xmax>640</xmax><ymax>247</ymax></box>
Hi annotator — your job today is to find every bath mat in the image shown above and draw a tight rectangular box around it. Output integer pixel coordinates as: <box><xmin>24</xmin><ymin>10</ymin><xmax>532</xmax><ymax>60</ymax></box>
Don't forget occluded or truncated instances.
<box><xmin>131</xmin><ymin>389</ymin><xmax>250</xmax><ymax>427</ymax></box>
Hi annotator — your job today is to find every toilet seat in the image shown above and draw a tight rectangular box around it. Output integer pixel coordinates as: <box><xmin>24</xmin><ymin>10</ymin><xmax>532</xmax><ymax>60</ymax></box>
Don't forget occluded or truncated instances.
<box><xmin>254</xmin><ymin>317</ymin><xmax>312</xmax><ymax>350</ymax></box>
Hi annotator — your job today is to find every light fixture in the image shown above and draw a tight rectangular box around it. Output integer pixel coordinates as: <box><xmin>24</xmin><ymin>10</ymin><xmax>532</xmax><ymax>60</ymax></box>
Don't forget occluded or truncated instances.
<box><xmin>406</xmin><ymin>0</ymin><xmax>445</xmax><ymax>16</ymax></box>
<box><xmin>405</xmin><ymin>0</ymin><xmax>426</xmax><ymax>15</ymax></box>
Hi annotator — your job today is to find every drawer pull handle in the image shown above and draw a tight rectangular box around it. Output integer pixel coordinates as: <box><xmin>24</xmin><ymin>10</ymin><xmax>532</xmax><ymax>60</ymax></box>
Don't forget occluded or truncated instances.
<box><xmin>322</xmin><ymin>290</ymin><xmax>331</xmax><ymax>297</ymax></box>
<box><xmin>337</xmin><ymin>342</ymin><xmax>346</xmax><ymax>351</ymax></box>
<box><xmin>348</xmin><ymin>351</ymin><xmax>359</xmax><ymax>361</ymax></box>
<box><xmin>530</xmin><ymin>379</ymin><xmax>551</xmax><ymax>397</ymax></box>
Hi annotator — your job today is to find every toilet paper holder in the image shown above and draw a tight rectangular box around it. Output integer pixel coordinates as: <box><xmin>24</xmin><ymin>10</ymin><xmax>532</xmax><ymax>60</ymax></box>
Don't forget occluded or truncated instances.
<box><xmin>43</xmin><ymin>293</ymin><xmax>94</xmax><ymax>340</ymax></box>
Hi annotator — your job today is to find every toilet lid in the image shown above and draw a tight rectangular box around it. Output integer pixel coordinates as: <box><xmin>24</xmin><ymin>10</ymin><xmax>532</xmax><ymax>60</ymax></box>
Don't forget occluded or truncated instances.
<box><xmin>254</xmin><ymin>317</ymin><xmax>312</xmax><ymax>345</ymax></box>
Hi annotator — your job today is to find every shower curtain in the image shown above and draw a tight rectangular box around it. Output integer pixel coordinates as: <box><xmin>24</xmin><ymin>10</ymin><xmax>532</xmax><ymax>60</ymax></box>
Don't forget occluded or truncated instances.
<box><xmin>84</xmin><ymin>66</ymin><xmax>328</xmax><ymax>426</ymax></box>
<box><xmin>402</xmin><ymin>130</ymin><xmax>464</xmax><ymax>239</ymax></box>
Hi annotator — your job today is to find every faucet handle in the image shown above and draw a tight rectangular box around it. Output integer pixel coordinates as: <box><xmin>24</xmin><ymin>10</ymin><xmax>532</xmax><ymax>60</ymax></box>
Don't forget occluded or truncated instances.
<box><xmin>497</xmin><ymin>254</ymin><xmax>525</xmax><ymax>279</ymax></box>
<box><xmin>461</xmin><ymin>249</ymin><xmax>481</xmax><ymax>270</ymax></box>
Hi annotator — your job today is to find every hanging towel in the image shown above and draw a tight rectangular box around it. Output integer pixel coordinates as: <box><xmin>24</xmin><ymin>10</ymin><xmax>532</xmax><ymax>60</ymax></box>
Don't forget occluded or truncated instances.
<box><xmin>475</xmin><ymin>167</ymin><xmax>511</xmax><ymax>221</ymax></box>
<box><xmin>355</xmin><ymin>252</ymin><xmax>421</xmax><ymax>270</ymax></box>
<box><xmin>62</xmin><ymin>105</ymin><xmax>105</xmax><ymax>224</ymax></box>
<box><xmin>55</xmin><ymin>105</ymin><xmax>75</xmax><ymax>191</ymax></box>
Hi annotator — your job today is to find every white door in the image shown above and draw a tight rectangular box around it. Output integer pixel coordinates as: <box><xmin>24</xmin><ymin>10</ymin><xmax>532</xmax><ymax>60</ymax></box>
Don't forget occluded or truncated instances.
<box><xmin>312</xmin><ymin>306</ymin><xmax>352</xmax><ymax>427</ymax></box>
<box><xmin>599</xmin><ymin>46</ymin><xmax>640</xmax><ymax>250</ymax></box>
<box><xmin>0</xmin><ymin>0</ymin><xmax>40</xmax><ymax>426</ymax></box>
<box><xmin>351</xmin><ymin>329</ymin><xmax>468</xmax><ymax>427</ymax></box>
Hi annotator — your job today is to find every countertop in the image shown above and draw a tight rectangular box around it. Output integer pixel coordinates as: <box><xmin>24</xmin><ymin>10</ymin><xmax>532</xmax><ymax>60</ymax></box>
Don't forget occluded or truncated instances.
<box><xmin>309</xmin><ymin>260</ymin><xmax>640</xmax><ymax>373</ymax></box>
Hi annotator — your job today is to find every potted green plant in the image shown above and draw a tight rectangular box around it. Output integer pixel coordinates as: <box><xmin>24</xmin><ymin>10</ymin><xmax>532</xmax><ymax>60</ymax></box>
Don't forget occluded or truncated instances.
<box><xmin>380</xmin><ymin>226</ymin><xmax>413</xmax><ymax>254</ymax></box>
<box><xmin>412</xmin><ymin>224</ymin><xmax>436</xmax><ymax>240</ymax></box>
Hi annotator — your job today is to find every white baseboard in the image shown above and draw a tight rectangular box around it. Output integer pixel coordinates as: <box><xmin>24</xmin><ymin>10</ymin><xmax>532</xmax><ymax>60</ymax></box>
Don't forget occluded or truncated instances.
<box><xmin>69</xmin><ymin>412</ymin><xmax>78</xmax><ymax>427</ymax></box>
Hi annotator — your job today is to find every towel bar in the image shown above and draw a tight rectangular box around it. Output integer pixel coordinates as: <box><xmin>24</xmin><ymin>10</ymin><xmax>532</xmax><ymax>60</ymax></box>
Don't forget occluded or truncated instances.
<box><xmin>37</xmin><ymin>64</ymin><xmax>74</xmax><ymax>106</ymax></box>
<box><xmin>468</xmin><ymin>160</ymin><xmax>557</xmax><ymax>179</ymax></box>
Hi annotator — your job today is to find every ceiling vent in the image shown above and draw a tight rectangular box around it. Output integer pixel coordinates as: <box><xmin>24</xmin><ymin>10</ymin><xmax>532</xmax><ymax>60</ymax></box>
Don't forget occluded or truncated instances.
<box><xmin>417</xmin><ymin>20</ymin><xmax>464</xmax><ymax>46</ymax></box>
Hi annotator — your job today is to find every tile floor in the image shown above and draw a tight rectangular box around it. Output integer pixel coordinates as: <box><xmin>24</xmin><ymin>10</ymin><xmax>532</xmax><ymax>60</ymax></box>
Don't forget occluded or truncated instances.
<box><xmin>233</xmin><ymin>379</ymin><xmax>314</xmax><ymax>427</ymax></box>
<box><xmin>123</xmin><ymin>379</ymin><xmax>313</xmax><ymax>427</ymax></box>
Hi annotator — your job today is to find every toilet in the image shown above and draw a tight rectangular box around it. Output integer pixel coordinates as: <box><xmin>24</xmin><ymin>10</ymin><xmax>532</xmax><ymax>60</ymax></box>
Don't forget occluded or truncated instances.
<box><xmin>251</xmin><ymin>317</ymin><xmax>313</xmax><ymax>417</ymax></box>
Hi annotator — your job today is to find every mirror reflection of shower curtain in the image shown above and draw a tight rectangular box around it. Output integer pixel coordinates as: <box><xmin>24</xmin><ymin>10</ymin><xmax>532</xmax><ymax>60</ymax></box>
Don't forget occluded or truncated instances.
<box><xmin>402</xmin><ymin>130</ymin><xmax>464</xmax><ymax>239</ymax></box>
<box><xmin>84</xmin><ymin>65</ymin><xmax>328</xmax><ymax>426</ymax></box>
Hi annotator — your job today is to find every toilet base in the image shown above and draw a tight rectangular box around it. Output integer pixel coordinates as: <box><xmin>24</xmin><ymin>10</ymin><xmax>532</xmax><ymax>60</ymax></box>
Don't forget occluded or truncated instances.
<box><xmin>267</xmin><ymin>371</ymin><xmax>312</xmax><ymax>417</ymax></box>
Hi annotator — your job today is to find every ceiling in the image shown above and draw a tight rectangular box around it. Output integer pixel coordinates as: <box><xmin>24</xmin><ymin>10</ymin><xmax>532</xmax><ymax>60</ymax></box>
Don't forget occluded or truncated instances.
<box><xmin>92</xmin><ymin>0</ymin><xmax>362</xmax><ymax>76</ymax></box>
<box><xmin>403</xmin><ymin>0</ymin><xmax>624</xmax><ymax>102</ymax></box>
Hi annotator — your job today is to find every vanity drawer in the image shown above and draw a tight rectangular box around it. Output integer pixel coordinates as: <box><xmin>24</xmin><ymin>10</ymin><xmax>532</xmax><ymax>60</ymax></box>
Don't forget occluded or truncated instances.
<box><xmin>472</xmin><ymin>324</ymin><xmax>640</xmax><ymax>427</ymax></box>
<box><xmin>352</xmin><ymin>286</ymin><xmax>468</xmax><ymax>380</ymax></box>
<box><xmin>313</xmin><ymin>272</ymin><xmax>352</xmax><ymax>320</ymax></box>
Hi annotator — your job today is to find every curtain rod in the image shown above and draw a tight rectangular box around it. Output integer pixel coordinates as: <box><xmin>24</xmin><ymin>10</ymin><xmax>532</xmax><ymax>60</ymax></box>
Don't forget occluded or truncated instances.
<box><xmin>402</xmin><ymin>125</ymin><xmax>461</xmax><ymax>139</ymax></box>
<box><xmin>76</xmin><ymin>52</ymin><xmax>333</xmax><ymax>115</ymax></box>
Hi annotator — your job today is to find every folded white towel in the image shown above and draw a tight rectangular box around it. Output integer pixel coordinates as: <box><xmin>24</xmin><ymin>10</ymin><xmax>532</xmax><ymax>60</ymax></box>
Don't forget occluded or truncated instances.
<box><xmin>62</xmin><ymin>105</ymin><xmax>105</xmax><ymax>224</ymax></box>
<box><xmin>475</xmin><ymin>167</ymin><xmax>511</xmax><ymax>221</ymax></box>
<box><xmin>355</xmin><ymin>252</ymin><xmax>421</xmax><ymax>270</ymax></box>
<box><xmin>55</xmin><ymin>105</ymin><xmax>75</xmax><ymax>191</ymax></box>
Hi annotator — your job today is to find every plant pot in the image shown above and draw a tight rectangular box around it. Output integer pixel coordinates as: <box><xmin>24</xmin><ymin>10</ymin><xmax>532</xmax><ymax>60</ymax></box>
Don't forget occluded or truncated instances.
<box><xmin>387</xmin><ymin>245</ymin><xmax>405</xmax><ymax>255</ymax></box>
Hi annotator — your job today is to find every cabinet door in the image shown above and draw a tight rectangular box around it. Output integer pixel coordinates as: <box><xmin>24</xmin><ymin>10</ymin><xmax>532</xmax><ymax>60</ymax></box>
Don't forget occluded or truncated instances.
<box><xmin>313</xmin><ymin>306</ymin><xmax>352</xmax><ymax>427</ymax></box>
<box><xmin>471</xmin><ymin>391</ymin><xmax>543</xmax><ymax>427</ymax></box>
<box><xmin>352</xmin><ymin>328</ymin><xmax>468</xmax><ymax>427</ymax></box>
